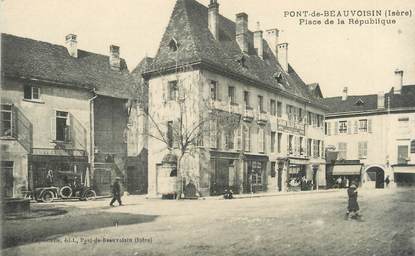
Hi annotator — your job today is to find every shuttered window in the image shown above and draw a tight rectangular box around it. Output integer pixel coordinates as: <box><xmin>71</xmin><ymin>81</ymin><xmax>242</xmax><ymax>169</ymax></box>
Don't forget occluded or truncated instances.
<box><xmin>358</xmin><ymin>141</ymin><xmax>368</xmax><ymax>159</ymax></box>
<box><xmin>338</xmin><ymin>142</ymin><xmax>347</xmax><ymax>160</ymax></box>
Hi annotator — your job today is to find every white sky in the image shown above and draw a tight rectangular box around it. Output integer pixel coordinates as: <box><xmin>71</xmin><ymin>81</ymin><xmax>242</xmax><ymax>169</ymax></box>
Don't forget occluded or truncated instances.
<box><xmin>1</xmin><ymin>0</ymin><xmax>414</xmax><ymax>97</ymax></box>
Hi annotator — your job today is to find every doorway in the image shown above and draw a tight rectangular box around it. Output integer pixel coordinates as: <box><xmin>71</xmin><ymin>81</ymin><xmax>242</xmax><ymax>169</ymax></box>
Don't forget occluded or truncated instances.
<box><xmin>1</xmin><ymin>161</ymin><xmax>14</xmax><ymax>198</ymax></box>
<box><xmin>366</xmin><ymin>167</ymin><xmax>385</xmax><ymax>189</ymax></box>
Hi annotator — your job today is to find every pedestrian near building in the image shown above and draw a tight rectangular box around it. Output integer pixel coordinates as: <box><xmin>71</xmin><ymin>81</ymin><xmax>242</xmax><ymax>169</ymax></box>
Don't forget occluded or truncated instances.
<box><xmin>385</xmin><ymin>175</ymin><xmax>390</xmax><ymax>188</ymax></box>
<box><xmin>346</xmin><ymin>183</ymin><xmax>361</xmax><ymax>220</ymax></box>
<box><xmin>110</xmin><ymin>177</ymin><xmax>123</xmax><ymax>207</ymax></box>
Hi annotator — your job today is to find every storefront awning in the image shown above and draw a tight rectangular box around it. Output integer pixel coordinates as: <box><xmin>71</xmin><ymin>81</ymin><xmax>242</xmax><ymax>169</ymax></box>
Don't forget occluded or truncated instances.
<box><xmin>393</xmin><ymin>165</ymin><xmax>415</xmax><ymax>174</ymax></box>
<box><xmin>332</xmin><ymin>165</ymin><xmax>362</xmax><ymax>176</ymax></box>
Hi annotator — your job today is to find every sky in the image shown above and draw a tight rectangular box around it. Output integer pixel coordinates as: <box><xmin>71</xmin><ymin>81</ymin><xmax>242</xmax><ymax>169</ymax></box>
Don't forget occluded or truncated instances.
<box><xmin>1</xmin><ymin>0</ymin><xmax>414</xmax><ymax>97</ymax></box>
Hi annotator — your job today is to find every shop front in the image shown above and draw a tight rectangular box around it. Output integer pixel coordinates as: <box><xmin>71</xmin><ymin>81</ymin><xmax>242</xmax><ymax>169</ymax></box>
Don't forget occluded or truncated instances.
<box><xmin>243</xmin><ymin>154</ymin><xmax>268</xmax><ymax>193</ymax></box>
<box><xmin>393</xmin><ymin>164</ymin><xmax>415</xmax><ymax>187</ymax></box>
<box><xmin>327</xmin><ymin>161</ymin><xmax>362</xmax><ymax>188</ymax></box>
<box><xmin>287</xmin><ymin>158</ymin><xmax>310</xmax><ymax>191</ymax></box>
<box><xmin>210</xmin><ymin>151</ymin><xmax>241</xmax><ymax>196</ymax></box>
<box><xmin>29</xmin><ymin>149</ymin><xmax>89</xmax><ymax>190</ymax></box>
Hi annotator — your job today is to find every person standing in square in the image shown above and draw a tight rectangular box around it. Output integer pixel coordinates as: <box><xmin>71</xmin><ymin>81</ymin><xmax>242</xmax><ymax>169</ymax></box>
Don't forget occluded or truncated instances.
<box><xmin>110</xmin><ymin>177</ymin><xmax>123</xmax><ymax>207</ymax></box>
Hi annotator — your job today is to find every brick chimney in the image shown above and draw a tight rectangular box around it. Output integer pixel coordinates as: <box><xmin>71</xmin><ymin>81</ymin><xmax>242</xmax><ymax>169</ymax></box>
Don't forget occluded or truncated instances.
<box><xmin>394</xmin><ymin>69</ymin><xmax>403</xmax><ymax>94</ymax></box>
<box><xmin>342</xmin><ymin>87</ymin><xmax>348</xmax><ymax>101</ymax></box>
<box><xmin>265</xmin><ymin>28</ymin><xmax>279</xmax><ymax>57</ymax></box>
<box><xmin>277</xmin><ymin>43</ymin><xmax>288</xmax><ymax>72</ymax></box>
<box><xmin>236</xmin><ymin>12</ymin><xmax>249</xmax><ymax>54</ymax></box>
<box><xmin>377</xmin><ymin>91</ymin><xmax>385</xmax><ymax>109</ymax></box>
<box><xmin>65</xmin><ymin>34</ymin><xmax>78</xmax><ymax>58</ymax></box>
<box><xmin>254</xmin><ymin>22</ymin><xmax>264</xmax><ymax>59</ymax></box>
<box><xmin>208</xmin><ymin>0</ymin><xmax>220</xmax><ymax>40</ymax></box>
<box><xmin>109</xmin><ymin>45</ymin><xmax>121</xmax><ymax>71</ymax></box>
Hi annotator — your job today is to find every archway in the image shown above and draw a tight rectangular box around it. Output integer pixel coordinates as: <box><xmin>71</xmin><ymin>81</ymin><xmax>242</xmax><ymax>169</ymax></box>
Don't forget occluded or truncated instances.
<box><xmin>365</xmin><ymin>166</ymin><xmax>385</xmax><ymax>189</ymax></box>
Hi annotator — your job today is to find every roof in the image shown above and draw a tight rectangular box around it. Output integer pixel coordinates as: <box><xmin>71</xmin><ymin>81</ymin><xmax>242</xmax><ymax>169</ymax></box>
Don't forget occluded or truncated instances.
<box><xmin>323</xmin><ymin>85</ymin><xmax>415</xmax><ymax>114</ymax></box>
<box><xmin>1</xmin><ymin>33</ymin><xmax>135</xmax><ymax>99</ymax></box>
<box><xmin>142</xmin><ymin>0</ymin><xmax>325</xmax><ymax>107</ymax></box>
<box><xmin>131</xmin><ymin>57</ymin><xmax>153</xmax><ymax>106</ymax></box>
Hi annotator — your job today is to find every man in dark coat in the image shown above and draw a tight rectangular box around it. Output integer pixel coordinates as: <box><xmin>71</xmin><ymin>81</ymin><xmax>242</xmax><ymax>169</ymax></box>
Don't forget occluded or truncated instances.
<box><xmin>346</xmin><ymin>183</ymin><xmax>360</xmax><ymax>219</ymax></box>
<box><xmin>110</xmin><ymin>177</ymin><xmax>122</xmax><ymax>207</ymax></box>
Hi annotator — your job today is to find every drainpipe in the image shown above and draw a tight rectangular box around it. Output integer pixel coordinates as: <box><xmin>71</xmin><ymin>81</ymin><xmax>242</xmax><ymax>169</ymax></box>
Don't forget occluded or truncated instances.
<box><xmin>89</xmin><ymin>90</ymin><xmax>98</xmax><ymax>179</ymax></box>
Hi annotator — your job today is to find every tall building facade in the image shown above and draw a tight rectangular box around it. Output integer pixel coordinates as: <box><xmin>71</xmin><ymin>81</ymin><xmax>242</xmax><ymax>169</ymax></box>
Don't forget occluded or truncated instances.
<box><xmin>324</xmin><ymin>70</ymin><xmax>415</xmax><ymax>188</ymax></box>
<box><xmin>139</xmin><ymin>0</ymin><xmax>327</xmax><ymax>198</ymax></box>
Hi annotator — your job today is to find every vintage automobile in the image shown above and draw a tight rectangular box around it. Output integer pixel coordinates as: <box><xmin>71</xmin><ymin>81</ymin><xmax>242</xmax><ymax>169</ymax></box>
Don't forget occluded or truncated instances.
<box><xmin>33</xmin><ymin>171</ymin><xmax>96</xmax><ymax>203</ymax></box>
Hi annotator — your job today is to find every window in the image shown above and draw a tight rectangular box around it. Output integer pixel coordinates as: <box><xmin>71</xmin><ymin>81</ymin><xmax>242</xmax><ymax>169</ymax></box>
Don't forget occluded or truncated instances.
<box><xmin>270</xmin><ymin>100</ymin><xmax>276</xmax><ymax>116</ymax></box>
<box><xmin>168</xmin><ymin>38</ymin><xmax>178</xmax><ymax>51</ymax></box>
<box><xmin>271</xmin><ymin>132</ymin><xmax>276</xmax><ymax>153</ymax></box>
<box><xmin>56</xmin><ymin>111</ymin><xmax>70</xmax><ymax>142</ymax></box>
<box><xmin>228</xmin><ymin>86</ymin><xmax>236</xmax><ymax>104</ymax></box>
<box><xmin>271</xmin><ymin>162</ymin><xmax>276</xmax><ymax>177</ymax></box>
<box><xmin>307</xmin><ymin>139</ymin><xmax>312</xmax><ymax>157</ymax></box>
<box><xmin>359</xmin><ymin>119</ymin><xmax>368</xmax><ymax>132</ymax></box>
<box><xmin>1</xmin><ymin>104</ymin><xmax>13</xmax><ymax>137</ymax></box>
<box><xmin>338</xmin><ymin>142</ymin><xmax>347</xmax><ymax>160</ymax></box>
<box><xmin>243</xmin><ymin>91</ymin><xmax>250</xmax><ymax>108</ymax></box>
<box><xmin>225</xmin><ymin>129</ymin><xmax>234</xmax><ymax>150</ymax></box>
<box><xmin>398</xmin><ymin>117</ymin><xmax>410</xmax><ymax>137</ymax></box>
<box><xmin>339</xmin><ymin>121</ymin><xmax>347</xmax><ymax>133</ymax></box>
<box><xmin>168</xmin><ymin>81</ymin><xmax>178</xmax><ymax>101</ymax></box>
<box><xmin>288</xmin><ymin>135</ymin><xmax>293</xmax><ymax>154</ymax></box>
<box><xmin>307</xmin><ymin>112</ymin><xmax>312</xmax><ymax>125</ymax></box>
<box><xmin>167</xmin><ymin>121</ymin><xmax>174</xmax><ymax>148</ymax></box>
<box><xmin>313</xmin><ymin>140</ymin><xmax>320</xmax><ymax>158</ymax></box>
<box><xmin>251</xmin><ymin>161</ymin><xmax>263</xmax><ymax>185</ymax></box>
<box><xmin>24</xmin><ymin>85</ymin><xmax>40</xmax><ymax>100</ymax></box>
<box><xmin>277</xmin><ymin>101</ymin><xmax>282</xmax><ymax>117</ymax></box>
<box><xmin>358</xmin><ymin>141</ymin><xmax>368</xmax><ymax>159</ymax></box>
<box><xmin>277</xmin><ymin>133</ymin><xmax>282</xmax><ymax>153</ymax></box>
<box><xmin>397</xmin><ymin>145</ymin><xmax>409</xmax><ymax>164</ymax></box>
<box><xmin>411</xmin><ymin>140</ymin><xmax>415</xmax><ymax>154</ymax></box>
<box><xmin>299</xmin><ymin>137</ymin><xmax>304</xmax><ymax>155</ymax></box>
<box><xmin>210</xmin><ymin>81</ymin><xmax>218</xmax><ymax>100</ymax></box>
<box><xmin>258</xmin><ymin>95</ymin><xmax>264</xmax><ymax>112</ymax></box>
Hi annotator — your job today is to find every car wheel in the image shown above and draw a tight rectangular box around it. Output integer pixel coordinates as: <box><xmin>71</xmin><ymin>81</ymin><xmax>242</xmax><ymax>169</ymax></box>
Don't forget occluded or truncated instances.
<box><xmin>60</xmin><ymin>186</ymin><xmax>73</xmax><ymax>198</ymax></box>
<box><xmin>83</xmin><ymin>190</ymin><xmax>96</xmax><ymax>201</ymax></box>
<box><xmin>41</xmin><ymin>190</ymin><xmax>54</xmax><ymax>203</ymax></box>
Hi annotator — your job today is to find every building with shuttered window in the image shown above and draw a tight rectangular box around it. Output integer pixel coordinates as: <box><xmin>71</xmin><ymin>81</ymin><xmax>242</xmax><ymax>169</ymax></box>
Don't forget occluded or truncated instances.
<box><xmin>0</xmin><ymin>33</ymin><xmax>143</xmax><ymax>198</ymax></box>
<box><xmin>138</xmin><ymin>0</ymin><xmax>327</xmax><ymax>198</ymax></box>
<box><xmin>324</xmin><ymin>71</ymin><xmax>415</xmax><ymax>188</ymax></box>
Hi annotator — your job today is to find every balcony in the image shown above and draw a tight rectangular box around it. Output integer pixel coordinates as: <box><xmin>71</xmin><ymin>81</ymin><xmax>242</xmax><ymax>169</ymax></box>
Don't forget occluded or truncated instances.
<box><xmin>242</xmin><ymin>107</ymin><xmax>254</xmax><ymax>122</ymax></box>
<box><xmin>209</xmin><ymin>99</ymin><xmax>240</xmax><ymax>115</ymax></box>
<box><xmin>277</xmin><ymin>118</ymin><xmax>305</xmax><ymax>136</ymax></box>
<box><xmin>257</xmin><ymin>111</ymin><xmax>268</xmax><ymax>125</ymax></box>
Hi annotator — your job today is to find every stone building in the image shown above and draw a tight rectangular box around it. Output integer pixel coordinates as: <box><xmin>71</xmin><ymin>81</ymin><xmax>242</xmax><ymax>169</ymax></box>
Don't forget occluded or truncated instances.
<box><xmin>0</xmin><ymin>33</ymin><xmax>141</xmax><ymax>197</ymax></box>
<box><xmin>324</xmin><ymin>70</ymin><xmax>415</xmax><ymax>188</ymax></box>
<box><xmin>139</xmin><ymin>0</ymin><xmax>327</xmax><ymax>198</ymax></box>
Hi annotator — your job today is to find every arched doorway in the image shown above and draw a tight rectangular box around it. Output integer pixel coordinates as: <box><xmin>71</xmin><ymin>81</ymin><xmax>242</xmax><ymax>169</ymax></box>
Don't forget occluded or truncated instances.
<box><xmin>365</xmin><ymin>166</ymin><xmax>385</xmax><ymax>189</ymax></box>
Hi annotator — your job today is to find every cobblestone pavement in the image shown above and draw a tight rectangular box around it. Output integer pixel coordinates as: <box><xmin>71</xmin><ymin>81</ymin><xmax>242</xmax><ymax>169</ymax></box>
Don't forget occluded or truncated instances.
<box><xmin>2</xmin><ymin>188</ymin><xmax>414</xmax><ymax>256</ymax></box>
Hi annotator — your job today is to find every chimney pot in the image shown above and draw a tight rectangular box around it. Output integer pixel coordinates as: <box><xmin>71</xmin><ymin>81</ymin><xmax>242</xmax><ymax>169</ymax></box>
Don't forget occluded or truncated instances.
<box><xmin>65</xmin><ymin>34</ymin><xmax>78</xmax><ymax>58</ymax></box>
<box><xmin>277</xmin><ymin>43</ymin><xmax>288</xmax><ymax>72</ymax></box>
<box><xmin>377</xmin><ymin>91</ymin><xmax>385</xmax><ymax>109</ymax></box>
<box><xmin>236</xmin><ymin>12</ymin><xmax>249</xmax><ymax>53</ymax></box>
<box><xmin>254</xmin><ymin>22</ymin><xmax>264</xmax><ymax>59</ymax></box>
<box><xmin>394</xmin><ymin>69</ymin><xmax>403</xmax><ymax>94</ymax></box>
<box><xmin>342</xmin><ymin>87</ymin><xmax>348</xmax><ymax>101</ymax></box>
<box><xmin>109</xmin><ymin>45</ymin><xmax>121</xmax><ymax>71</ymax></box>
<box><xmin>208</xmin><ymin>0</ymin><xmax>220</xmax><ymax>39</ymax></box>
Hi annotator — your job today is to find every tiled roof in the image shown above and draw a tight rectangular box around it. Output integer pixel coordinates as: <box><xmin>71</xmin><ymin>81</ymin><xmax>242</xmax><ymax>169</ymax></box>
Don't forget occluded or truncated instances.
<box><xmin>144</xmin><ymin>0</ymin><xmax>325</xmax><ymax>107</ymax></box>
<box><xmin>1</xmin><ymin>33</ymin><xmax>135</xmax><ymax>99</ymax></box>
<box><xmin>323</xmin><ymin>85</ymin><xmax>415</xmax><ymax>114</ymax></box>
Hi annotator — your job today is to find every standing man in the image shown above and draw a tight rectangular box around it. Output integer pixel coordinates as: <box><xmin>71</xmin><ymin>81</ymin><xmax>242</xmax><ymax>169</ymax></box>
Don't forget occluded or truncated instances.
<box><xmin>110</xmin><ymin>177</ymin><xmax>123</xmax><ymax>207</ymax></box>
<box><xmin>346</xmin><ymin>183</ymin><xmax>360</xmax><ymax>220</ymax></box>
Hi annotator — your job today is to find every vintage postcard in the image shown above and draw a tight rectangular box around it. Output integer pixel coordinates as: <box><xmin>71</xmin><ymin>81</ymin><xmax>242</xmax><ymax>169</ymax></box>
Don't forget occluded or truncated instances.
<box><xmin>1</xmin><ymin>0</ymin><xmax>414</xmax><ymax>255</ymax></box>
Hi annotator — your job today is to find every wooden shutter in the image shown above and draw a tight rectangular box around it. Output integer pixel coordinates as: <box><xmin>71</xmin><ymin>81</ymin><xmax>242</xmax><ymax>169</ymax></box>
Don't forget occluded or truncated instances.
<box><xmin>258</xmin><ymin>128</ymin><xmax>263</xmax><ymax>152</ymax></box>
<box><xmin>347</xmin><ymin>120</ymin><xmax>352</xmax><ymax>134</ymax></box>
<box><xmin>321</xmin><ymin>141</ymin><xmax>325</xmax><ymax>159</ymax></box>
<box><xmin>334</xmin><ymin>122</ymin><xmax>339</xmax><ymax>135</ymax></box>
<box><xmin>11</xmin><ymin>105</ymin><xmax>18</xmax><ymax>138</ymax></box>
<box><xmin>50</xmin><ymin>116</ymin><xmax>56</xmax><ymax>141</ymax></box>
<box><xmin>70</xmin><ymin>113</ymin><xmax>87</xmax><ymax>149</ymax></box>
<box><xmin>210</xmin><ymin>120</ymin><xmax>217</xmax><ymax>148</ymax></box>
<box><xmin>65</xmin><ymin>113</ymin><xmax>71</xmax><ymax>143</ymax></box>
<box><xmin>327</xmin><ymin>122</ymin><xmax>331</xmax><ymax>136</ymax></box>
<box><xmin>358</xmin><ymin>142</ymin><xmax>362</xmax><ymax>159</ymax></box>
<box><xmin>162</xmin><ymin>81</ymin><xmax>167</xmax><ymax>103</ymax></box>
<box><xmin>236</xmin><ymin>126</ymin><xmax>242</xmax><ymax>151</ymax></box>
<box><xmin>368</xmin><ymin>119</ymin><xmax>372</xmax><ymax>133</ymax></box>
<box><xmin>354</xmin><ymin>121</ymin><xmax>358</xmax><ymax>134</ymax></box>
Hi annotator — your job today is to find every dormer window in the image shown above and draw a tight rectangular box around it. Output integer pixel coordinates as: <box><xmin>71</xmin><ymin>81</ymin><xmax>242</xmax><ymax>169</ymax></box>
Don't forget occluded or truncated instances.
<box><xmin>236</xmin><ymin>55</ymin><xmax>246</xmax><ymax>68</ymax></box>
<box><xmin>355</xmin><ymin>98</ymin><xmax>365</xmax><ymax>106</ymax></box>
<box><xmin>24</xmin><ymin>85</ymin><xmax>40</xmax><ymax>101</ymax></box>
<box><xmin>273</xmin><ymin>72</ymin><xmax>283</xmax><ymax>83</ymax></box>
<box><xmin>168</xmin><ymin>38</ymin><xmax>179</xmax><ymax>52</ymax></box>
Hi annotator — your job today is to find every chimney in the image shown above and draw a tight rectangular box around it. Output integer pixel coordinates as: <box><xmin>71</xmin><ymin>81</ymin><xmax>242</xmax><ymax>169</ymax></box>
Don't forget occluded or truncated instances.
<box><xmin>65</xmin><ymin>34</ymin><xmax>78</xmax><ymax>58</ymax></box>
<box><xmin>265</xmin><ymin>28</ymin><xmax>279</xmax><ymax>57</ymax></box>
<box><xmin>342</xmin><ymin>87</ymin><xmax>348</xmax><ymax>101</ymax></box>
<box><xmin>377</xmin><ymin>91</ymin><xmax>385</xmax><ymax>109</ymax></box>
<box><xmin>235</xmin><ymin>12</ymin><xmax>249</xmax><ymax>54</ymax></box>
<box><xmin>254</xmin><ymin>22</ymin><xmax>264</xmax><ymax>59</ymax></box>
<box><xmin>394</xmin><ymin>69</ymin><xmax>403</xmax><ymax>94</ymax></box>
<box><xmin>208</xmin><ymin>0</ymin><xmax>220</xmax><ymax>40</ymax></box>
<box><xmin>109</xmin><ymin>45</ymin><xmax>121</xmax><ymax>71</ymax></box>
<box><xmin>277</xmin><ymin>43</ymin><xmax>288</xmax><ymax>72</ymax></box>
